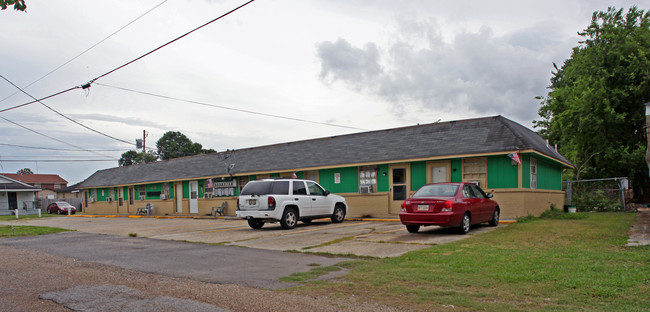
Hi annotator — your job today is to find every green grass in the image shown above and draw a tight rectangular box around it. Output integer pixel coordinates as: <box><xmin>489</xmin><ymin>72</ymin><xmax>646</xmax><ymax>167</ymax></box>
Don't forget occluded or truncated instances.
<box><xmin>0</xmin><ymin>213</ymin><xmax>64</xmax><ymax>221</ymax></box>
<box><xmin>280</xmin><ymin>265</ymin><xmax>342</xmax><ymax>283</ymax></box>
<box><xmin>290</xmin><ymin>213</ymin><xmax>649</xmax><ymax>311</ymax></box>
<box><xmin>0</xmin><ymin>225</ymin><xmax>69</xmax><ymax>237</ymax></box>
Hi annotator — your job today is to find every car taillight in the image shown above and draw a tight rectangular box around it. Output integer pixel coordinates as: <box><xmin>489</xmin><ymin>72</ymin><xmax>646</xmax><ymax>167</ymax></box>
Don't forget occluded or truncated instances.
<box><xmin>400</xmin><ymin>201</ymin><xmax>407</xmax><ymax>212</ymax></box>
<box><xmin>268</xmin><ymin>196</ymin><xmax>276</xmax><ymax>210</ymax></box>
<box><xmin>441</xmin><ymin>200</ymin><xmax>453</xmax><ymax>212</ymax></box>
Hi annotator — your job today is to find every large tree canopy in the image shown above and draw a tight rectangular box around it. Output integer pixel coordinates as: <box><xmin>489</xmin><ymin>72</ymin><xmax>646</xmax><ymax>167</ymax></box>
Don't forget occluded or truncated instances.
<box><xmin>535</xmin><ymin>7</ymin><xmax>650</xmax><ymax>193</ymax></box>
<box><xmin>156</xmin><ymin>131</ymin><xmax>215</xmax><ymax>161</ymax></box>
<box><xmin>118</xmin><ymin>150</ymin><xmax>157</xmax><ymax>167</ymax></box>
<box><xmin>1</xmin><ymin>0</ymin><xmax>26</xmax><ymax>11</ymax></box>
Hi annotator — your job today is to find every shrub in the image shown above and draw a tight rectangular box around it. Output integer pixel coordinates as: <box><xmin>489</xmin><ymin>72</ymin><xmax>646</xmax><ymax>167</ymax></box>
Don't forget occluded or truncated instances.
<box><xmin>573</xmin><ymin>190</ymin><xmax>622</xmax><ymax>212</ymax></box>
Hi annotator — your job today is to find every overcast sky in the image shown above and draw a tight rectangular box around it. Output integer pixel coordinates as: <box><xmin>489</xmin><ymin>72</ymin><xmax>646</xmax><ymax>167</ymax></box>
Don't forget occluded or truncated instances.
<box><xmin>0</xmin><ymin>0</ymin><xmax>644</xmax><ymax>184</ymax></box>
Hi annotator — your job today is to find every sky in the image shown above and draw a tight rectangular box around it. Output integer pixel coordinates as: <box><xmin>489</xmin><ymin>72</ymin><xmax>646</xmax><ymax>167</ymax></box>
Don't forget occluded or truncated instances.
<box><xmin>0</xmin><ymin>0</ymin><xmax>645</xmax><ymax>184</ymax></box>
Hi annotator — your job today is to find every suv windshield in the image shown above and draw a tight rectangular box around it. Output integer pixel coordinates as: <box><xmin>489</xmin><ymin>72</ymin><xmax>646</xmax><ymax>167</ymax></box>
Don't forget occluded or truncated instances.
<box><xmin>240</xmin><ymin>181</ymin><xmax>290</xmax><ymax>195</ymax></box>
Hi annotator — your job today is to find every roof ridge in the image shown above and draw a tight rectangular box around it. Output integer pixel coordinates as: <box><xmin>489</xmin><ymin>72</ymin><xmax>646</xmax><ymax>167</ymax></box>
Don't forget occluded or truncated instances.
<box><xmin>494</xmin><ymin>115</ymin><xmax>527</xmax><ymax>149</ymax></box>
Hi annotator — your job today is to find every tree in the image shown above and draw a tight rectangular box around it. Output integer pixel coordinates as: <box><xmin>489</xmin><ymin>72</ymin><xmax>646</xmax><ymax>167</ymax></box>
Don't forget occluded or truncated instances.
<box><xmin>118</xmin><ymin>150</ymin><xmax>157</xmax><ymax>167</ymax></box>
<box><xmin>1</xmin><ymin>0</ymin><xmax>26</xmax><ymax>11</ymax></box>
<box><xmin>534</xmin><ymin>7</ymin><xmax>650</xmax><ymax>198</ymax></box>
<box><xmin>156</xmin><ymin>131</ymin><xmax>215</xmax><ymax>161</ymax></box>
<box><xmin>16</xmin><ymin>168</ymin><xmax>33</xmax><ymax>174</ymax></box>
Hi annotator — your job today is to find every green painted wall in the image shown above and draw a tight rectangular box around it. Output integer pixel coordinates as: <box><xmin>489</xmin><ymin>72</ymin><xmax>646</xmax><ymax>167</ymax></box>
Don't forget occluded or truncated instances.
<box><xmin>183</xmin><ymin>181</ymin><xmax>189</xmax><ymax>199</ymax></box>
<box><xmin>487</xmin><ymin>155</ymin><xmax>519</xmax><ymax>188</ymax></box>
<box><xmin>270</xmin><ymin>173</ymin><xmax>280</xmax><ymax>178</ymax></box>
<box><xmin>296</xmin><ymin>172</ymin><xmax>304</xmax><ymax>179</ymax></box>
<box><xmin>145</xmin><ymin>183</ymin><xmax>162</xmax><ymax>200</ymax></box>
<box><xmin>451</xmin><ymin>158</ymin><xmax>462</xmax><ymax>182</ymax></box>
<box><xmin>319</xmin><ymin>166</ymin><xmax>358</xmax><ymax>193</ymax></box>
<box><xmin>411</xmin><ymin>161</ymin><xmax>427</xmax><ymax>191</ymax></box>
<box><xmin>377</xmin><ymin>164</ymin><xmax>389</xmax><ymax>192</ymax></box>
<box><xmin>522</xmin><ymin>154</ymin><xmax>563</xmax><ymax>190</ymax></box>
<box><xmin>96</xmin><ymin>188</ymin><xmax>109</xmax><ymax>201</ymax></box>
<box><xmin>123</xmin><ymin>187</ymin><xmax>129</xmax><ymax>200</ymax></box>
<box><xmin>537</xmin><ymin>157</ymin><xmax>562</xmax><ymax>190</ymax></box>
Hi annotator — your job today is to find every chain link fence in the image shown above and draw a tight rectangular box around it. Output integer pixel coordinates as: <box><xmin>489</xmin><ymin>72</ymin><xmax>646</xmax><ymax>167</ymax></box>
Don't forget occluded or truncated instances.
<box><xmin>563</xmin><ymin>177</ymin><xmax>632</xmax><ymax>212</ymax></box>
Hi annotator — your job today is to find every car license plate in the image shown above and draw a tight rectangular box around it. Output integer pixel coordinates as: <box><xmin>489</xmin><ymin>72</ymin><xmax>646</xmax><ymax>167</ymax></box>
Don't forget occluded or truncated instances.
<box><xmin>248</xmin><ymin>199</ymin><xmax>257</xmax><ymax>205</ymax></box>
<box><xmin>417</xmin><ymin>204</ymin><xmax>429</xmax><ymax>211</ymax></box>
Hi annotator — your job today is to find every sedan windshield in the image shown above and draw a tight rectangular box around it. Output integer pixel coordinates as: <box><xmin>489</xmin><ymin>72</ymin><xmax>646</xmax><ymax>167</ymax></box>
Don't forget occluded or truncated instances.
<box><xmin>412</xmin><ymin>184</ymin><xmax>458</xmax><ymax>197</ymax></box>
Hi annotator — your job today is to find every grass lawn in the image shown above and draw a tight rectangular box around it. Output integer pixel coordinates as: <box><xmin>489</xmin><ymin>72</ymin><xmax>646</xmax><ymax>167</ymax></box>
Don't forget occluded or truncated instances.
<box><xmin>291</xmin><ymin>213</ymin><xmax>649</xmax><ymax>311</ymax></box>
<box><xmin>0</xmin><ymin>214</ymin><xmax>65</xmax><ymax>221</ymax></box>
<box><xmin>0</xmin><ymin>225</ymin><xmax>69</xmax><ymax>237</ymax></box>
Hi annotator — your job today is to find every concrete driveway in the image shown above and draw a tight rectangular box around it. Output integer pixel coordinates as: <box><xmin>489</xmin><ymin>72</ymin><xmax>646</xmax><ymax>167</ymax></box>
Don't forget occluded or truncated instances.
<box><xmin>1</xmin><ymin>215</ymin><xmax>503</xmax><ymax>258</ymax></box>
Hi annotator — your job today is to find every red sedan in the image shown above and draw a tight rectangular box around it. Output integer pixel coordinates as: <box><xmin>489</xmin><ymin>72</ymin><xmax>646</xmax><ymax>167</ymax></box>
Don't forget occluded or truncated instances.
<box><xmin>399</xmin><ymin>182</ymin><xmax>499</xmax><ymax>234</ymax></box>
<box><xmin>46</xmin><ymin>202</ymin><xmax>77</xmax><ymax>215</ymax></box>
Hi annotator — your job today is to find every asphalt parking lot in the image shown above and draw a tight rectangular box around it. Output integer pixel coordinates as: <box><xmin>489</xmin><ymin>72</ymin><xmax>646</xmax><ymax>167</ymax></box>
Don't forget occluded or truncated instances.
<box><xmin>1</xmin><ymin>215</ymin><xmax>503</xmax><ymax>258</ymax></box>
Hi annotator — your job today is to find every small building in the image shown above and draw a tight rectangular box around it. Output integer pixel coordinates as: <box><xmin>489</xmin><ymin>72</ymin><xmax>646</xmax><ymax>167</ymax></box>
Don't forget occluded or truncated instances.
<box><xmin>77</xmin><ymin>116</ymin><xmax>573</xmax><ymax>219</ymax></box>
<box><xmin>0</xmin><ymin>174</ymin><xmax>41</xmax><ymax>215</ymax></box>
<box><xmin>2</xmin><ymin>173</ymin><xmax>68</xmax><ymax>200</ymax></box>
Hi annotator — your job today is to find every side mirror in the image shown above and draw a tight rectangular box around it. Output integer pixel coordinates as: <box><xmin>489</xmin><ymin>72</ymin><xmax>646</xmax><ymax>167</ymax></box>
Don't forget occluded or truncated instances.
<box><xmin>487</xmin><ymin>193</ymin><xmax>493</xmax><ymax>198</ymax></box>
<box><xmin>324</xmin><ymin>190</ymin><xmax>330</xmax><ymax>196</ymax></box>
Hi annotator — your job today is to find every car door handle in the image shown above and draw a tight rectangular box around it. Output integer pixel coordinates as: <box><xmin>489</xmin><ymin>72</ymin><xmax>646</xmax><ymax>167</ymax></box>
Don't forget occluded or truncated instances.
<box><xmin>312</xmin><ymin>198</ymin><xmax>316</xmax><ymax>201</ymax></box>
<box><xmin>294</xmin><ymin>198</ymin><xmax>299</xmax><ymax>201</ymax></box>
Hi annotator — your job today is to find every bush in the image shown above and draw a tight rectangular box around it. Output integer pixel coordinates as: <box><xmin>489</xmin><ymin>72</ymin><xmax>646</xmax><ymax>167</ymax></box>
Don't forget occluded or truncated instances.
<box><xmin>573</xmin><ymin>190</ymin><xmax>622</xmax><ymax>212</ymax></box>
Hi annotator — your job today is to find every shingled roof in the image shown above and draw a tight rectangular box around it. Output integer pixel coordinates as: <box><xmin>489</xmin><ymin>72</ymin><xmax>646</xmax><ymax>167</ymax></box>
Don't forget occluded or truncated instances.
<box><xmin>0</xmin><ymin>174</ymin><xmax>42</xmax><ymax>191</ymax></box>
<box><xmin>78</xmin><ymin>115</ymin><xmax>572</xmax><ymax>188</ymax></box>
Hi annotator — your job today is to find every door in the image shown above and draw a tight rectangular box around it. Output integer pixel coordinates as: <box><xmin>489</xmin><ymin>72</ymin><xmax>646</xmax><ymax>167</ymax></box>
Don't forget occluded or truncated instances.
<box><xmin>292</xmin><ymin>180</ymin><xmax>312</xmax><ymax>216</ymax></box>
<box><xmin>189</xmin><ymin>181</ymin><xmax>199</xmax><ymax>214</ymax></box>
<box><xmin>8</xmin><ymin>192</ymin><xmax>17</xmax><ymax>210</ymax></box>
<box><xmin>175</xmin><ymin>183</ymin><xmax>183</xmax><ymax>213</ymax></box>
<box><xmin>427</xmin><ymin>160</ymin><xmax>451</xmax><ymax>183</ymax></box>
<box><xmin>128</xmin><ymin>187</ymin><xmax>134</xmax><ymax>205</ymax></box>
<box><xmin>389</xmin><ymin>164</ymin><xmax>410</xmax><ymax>214</ymax></box>
<box><xmin>306</xmin><ymin>181</ymin><xmax>329</xmax><ymax>215</ymax></box>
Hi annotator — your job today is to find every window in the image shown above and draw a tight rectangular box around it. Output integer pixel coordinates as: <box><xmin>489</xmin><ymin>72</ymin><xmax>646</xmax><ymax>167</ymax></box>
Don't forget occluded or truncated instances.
<box><xmin>54</xmin><ymin>184</ymin><xmax>61</xmax><ymax>189</ymax></box>
<box><xmin>138</xmin><ymin>185</ymin><xmax>145</xmax><ymax>200</ymax></box>
<box><xmin>462</xmin><ymin>185</ymin><xmax>476</xmax><ymax>198</ymax></box>
<box><xmin>238</xmin><ymin>176</ymin><xmax>250</xmax><ymax>193</ymax></box>
<box><xmin>463</xmin><ymin>157</ymin><xmax>487</xmax><ymax>188</ymax></box>
<box><xmin>293</xmin><ymin>181</ymin><xmax>307</xmax><ymax>195</ymax></box>
<box><xmin>530</xmin><ymin>157</ymin><xmax>537</xmax><ymax>189</ymax></box>
<box><xmin>307</xmin><ymin>181</ymin><xmax>325</xmax><ymax>196</ymax></box>
<box><xmin>304</xmin><ymin>170</ymin><xmax>319</xmax><ymax>182</ymax></box>
<box><xmin>359</xmin><ymin>166</ymin><xmax>377</xmax><ymax>193</ymax></box>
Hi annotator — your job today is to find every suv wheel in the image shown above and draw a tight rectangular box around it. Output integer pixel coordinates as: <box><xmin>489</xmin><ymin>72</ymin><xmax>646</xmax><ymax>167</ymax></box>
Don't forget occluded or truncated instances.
<box><xmin>247</xmin><ymin>219</ymin><xmax>264</xmax><ymax>229</ymax></box>
<box><xmin>331</xmin><ymin>204</ymin><xmax>345</xmax><ymax>223</ymax></box>
<box><xmin>280</xmin><ymin>208</ymin><xmax>298</xmax><ymax>229</ymax></box>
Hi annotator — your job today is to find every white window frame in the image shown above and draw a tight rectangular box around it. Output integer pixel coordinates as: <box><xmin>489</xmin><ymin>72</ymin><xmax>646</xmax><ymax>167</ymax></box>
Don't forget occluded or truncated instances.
<box><xmin>530</xmin><ymin>157</ymin><xmax>538</xmax><ymax>189</ymax></box>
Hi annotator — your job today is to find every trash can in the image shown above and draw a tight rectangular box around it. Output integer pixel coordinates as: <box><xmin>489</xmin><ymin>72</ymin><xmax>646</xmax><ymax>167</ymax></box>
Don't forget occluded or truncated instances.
<box><xmin>567</xmin><ymin>206</ymin><xmax>577</xmax><ymax>213</ymax></box>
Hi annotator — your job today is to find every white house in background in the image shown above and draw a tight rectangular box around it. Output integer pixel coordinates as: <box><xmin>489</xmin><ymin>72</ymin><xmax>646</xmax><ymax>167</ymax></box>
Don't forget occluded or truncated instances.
<box><xmin>0</xmin><ymin>174</ymin><xmax>41</xmax><ymax>216</ymax></box>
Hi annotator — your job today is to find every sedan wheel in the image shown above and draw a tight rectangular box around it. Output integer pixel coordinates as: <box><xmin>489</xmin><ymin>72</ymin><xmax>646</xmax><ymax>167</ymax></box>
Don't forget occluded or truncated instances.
<box><xmin>406</xmin><ymin>225</ymin><xmax>420</xmax><ymax>233</ymax></box>
<box><xmin>280</xmin><ymin>208</ymin><xmax>297</xmax><ymax>229</ymax></box>
<box><xmin>489</xmin><ymin>208</ymin><xmax>500</xmax><ymax>226</ymax></box>
<box><xmin>458</xmin><ymin>213</ymin><xmax>470</xmax><ymax>234</ymax></box>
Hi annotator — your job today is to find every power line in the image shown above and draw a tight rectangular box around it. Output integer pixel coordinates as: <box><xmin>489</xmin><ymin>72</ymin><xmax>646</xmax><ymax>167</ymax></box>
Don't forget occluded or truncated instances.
<box><xmin>96</xmin><ymin>83</ymin><xmax>367</xmax><ymax>130</ymax></box>
<box><xmin>0</xmin><ymin>0</ymin><xmax>170</xmax><ymax>104</ymax></box>
<box><xmin>0</xmin><ymin>74</ymin><xmax>136</xmax><ymax>147</ymax></box>
<box><xmin>0</xmin><ymin>159</ymin><xmax>118</xmax><ymax>162</ymax></box>
<box><xmin>0</xmin><ymin>115</ymin><xmax>112</xmax><ymax>158</ymax></box>
<box><xmin>83</xmin><ymin>0</ymin><xmax>256</xmax><ymax>88</ymax></box>
<box><xmin>0</xmin><ymin>142</ymin><xmax>127</xmax><ymax>152</ymax></box>
<box><xmin>1</xmin><ymin>0</ymin><xmax>256</xmax><ymax>113</ymax></box>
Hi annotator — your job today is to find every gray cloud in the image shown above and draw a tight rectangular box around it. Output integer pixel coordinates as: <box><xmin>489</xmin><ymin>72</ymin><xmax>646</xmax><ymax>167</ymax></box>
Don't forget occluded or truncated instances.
<box><xmin>316</xmin><ymin>16</ymin><xmax>573</xmax><ymax>123</ymax></box>
<box><xmin>316</xmin><ymin>38</ymin><xmax>382</xmax><ymax>90</ymax></box>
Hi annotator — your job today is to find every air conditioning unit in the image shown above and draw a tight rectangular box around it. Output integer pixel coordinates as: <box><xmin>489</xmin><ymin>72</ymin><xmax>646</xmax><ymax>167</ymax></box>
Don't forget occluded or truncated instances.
<box><xmin>160</xmin><ymin>194</ymin><xmax>166</xmax><ymax>200</ymax></box>
<box><xmin>139</xmin><ymin>196</ymin><xmax>145</xmax><ymax>201</ymax></box>
<box><xmin>204</xmin><ymin>193</ymin><xmax>212</xmax><ymax>199</ymax></box>
<box><xmin>360</xmin><ymin>185</ymin><xmax>372</xmax><ymax>194</ymax></box>
<box><xmin>107</xmin><ymin>197</ymin><xmax>113</xmax><ymax>203</ymax></box>
<box><xmin>89</xmin><ymin>198</ymin><xmax>95</xmax><ymax>203</ymax></box>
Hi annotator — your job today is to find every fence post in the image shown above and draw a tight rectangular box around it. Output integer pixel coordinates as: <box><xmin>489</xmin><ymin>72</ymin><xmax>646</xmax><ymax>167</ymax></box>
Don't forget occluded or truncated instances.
<box><xmin>566</xmin><ymin>181</ymin><xmax>573</xmax><ymax>206</ymax></box>
<box><xmin>14</xmin><ymin>209</ymin><xmax>19</xmax><ymax>219</ymax></box>
<box><xmin>618</xmin><ymin>179</ymin><xmax>626</xmax><ymax>211</ymax></box>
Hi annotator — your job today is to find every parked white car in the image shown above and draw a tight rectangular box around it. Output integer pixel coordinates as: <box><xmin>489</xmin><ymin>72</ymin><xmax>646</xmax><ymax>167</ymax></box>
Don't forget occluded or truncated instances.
<box><xmin>236</xmin><ymin>179</ymin><xmax>347</xmax><ymax>229</ymax></box>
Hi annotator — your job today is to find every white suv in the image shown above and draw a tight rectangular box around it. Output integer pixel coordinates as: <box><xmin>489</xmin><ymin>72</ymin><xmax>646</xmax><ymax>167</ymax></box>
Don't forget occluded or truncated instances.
<box><xmin>236</xmin><ymin>179</ymin><xmax>347</xmax><ymax>229</ymax></box>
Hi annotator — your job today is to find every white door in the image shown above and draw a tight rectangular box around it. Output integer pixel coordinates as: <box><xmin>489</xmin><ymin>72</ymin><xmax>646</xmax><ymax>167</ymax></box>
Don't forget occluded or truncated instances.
<box><xmin>431</xmin><ymin>166</ymin><xmax>447</xmax><ymax>183</ymax></box>
<box><xmin>175</xmin><ymin>183</ymin><xmax>183</xmax><ymax>213</ymax></box>
<box><xmin>189</xmin><ymin>181</ymin><xmax>199</xmax><ymax>214</ymax></box>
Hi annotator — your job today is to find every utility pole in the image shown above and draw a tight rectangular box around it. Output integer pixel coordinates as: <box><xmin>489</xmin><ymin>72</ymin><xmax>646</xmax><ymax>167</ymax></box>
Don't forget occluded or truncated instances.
<box><xmin>142</xmin><ymin>130</ymin><xmax>148</xmax><ymax>160</ymax></box>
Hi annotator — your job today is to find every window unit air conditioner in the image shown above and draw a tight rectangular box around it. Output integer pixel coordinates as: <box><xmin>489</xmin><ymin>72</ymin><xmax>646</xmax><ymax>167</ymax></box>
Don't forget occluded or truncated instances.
<box><xmin>360</xmin><ymin>185</ymin><xmax>372</xmax><ymax>194</ymax></box>
<box><xmin>204</xmin><ymin>193</ymin><xmax>211</xmax><ymax>199</ymax></box>
<box><xmin>160</xmin><ymin>194</ymin><xmax>166</xmax><ymax>200</ymax></box>
<box><xmin>89</xmin><ymin>198</ymin><xmax>95</xmax><ymax>203</ymax></box>
<box><xmin>139</xmin><ymin>196</ymin><xmax>145</xmax><ymax>201</ymax></box>
<box><xmin>107</xmin><ymin>197</ymin><xmax>113</xmax><ymax>203</ymax></box>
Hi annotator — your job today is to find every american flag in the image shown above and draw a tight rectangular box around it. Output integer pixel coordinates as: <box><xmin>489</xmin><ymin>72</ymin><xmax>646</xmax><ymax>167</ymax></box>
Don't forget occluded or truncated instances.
<box><xmin>508</xmin><ymin>152</ymin><xmax>521</xmax><ymax>164</ymax></box>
